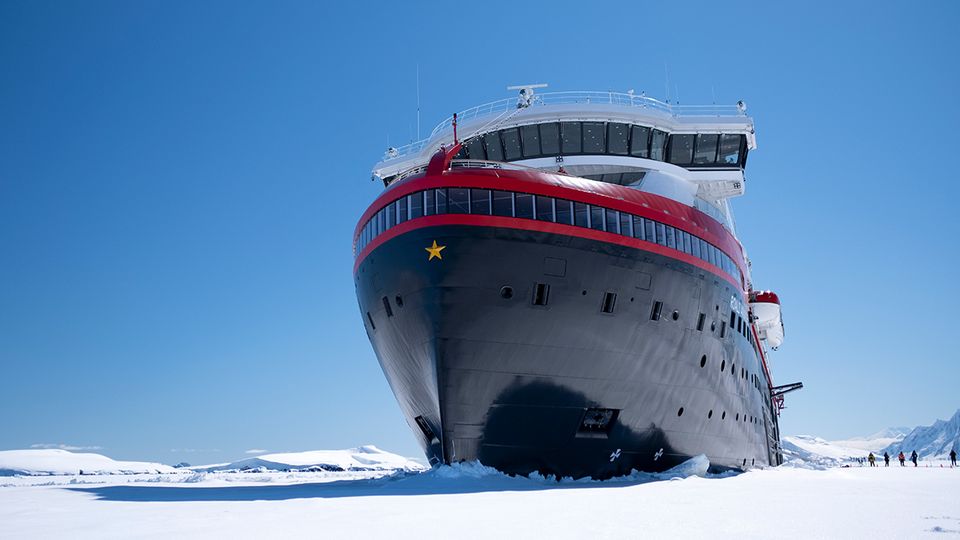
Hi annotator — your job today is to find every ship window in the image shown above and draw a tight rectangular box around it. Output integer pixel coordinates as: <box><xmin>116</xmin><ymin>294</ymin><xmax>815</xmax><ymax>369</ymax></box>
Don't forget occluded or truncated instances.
<box><xmin>606</xmin><ymin>209</ymin><xmax>620</xmax><ymax>233</ymax></box>
<box><xmin>382</xmin><ymin>296</ymin><xmax>393</xmax><ymax>318</ymax></box>
<box><xmin>677</xmin><ymin>407</ymin><xmax>684</xmax><ymax>417</ymax></box>
<box><xmin>471</xmin><ymin>188</ymin><xmax>491</xmax><ymax>215</ymax></box>
<box><xmin>535</xmin><ymin>195</ymin><xmax>554</xmax><ymax>222</ymax></box>
<box><xmin>719</xmin><ymin>134</ymin><xmax>743</xmax><ymax>165</ymax></box>
<box><xmin>694</xmin><ymin>134</ymin><xmax>719</xmax><ymax>164</ymax></box>
<box><xmin>407</xmin><ymin>192</ymin><xmax>423</xmax><ymax>219</ymax></box>
<box><xmin>366</xmin><ymin>311</ymin><xmax>375</xmax><ymax>330</ymax></box>
<box><xmin>607</xmin><ymin>122</ymin><xmax>629</xmax><ymax>155</ymax></box>
<box><xmin>668</xmin><ymin>134</ymin><xmax>695</xmax><ymax>165</ymax></box>
<box><xmin>532</xmin><ymin>282</ymin><xmax>550</xmax><ymax>306</ymax></box>
<box><xmin>424</xmin><ymin>190</ymin><xmax>435</xmax><ymax>216</ymax></box>
<box><xmin>656</xmin><ymin>222</ymin><xmax>666</xmax><ymax>246</ymax></box>
<box><xmin>561</xmin><ymin>122</ymin><xmax>582</xmax><ymax>154</ymax></box>
<box><xmin>556</xmin><ymin>199</ymin><xmax>573</xmax><ymax>225</ymax></box>
<box><xmin>619</xmin><ymin>212</ymin><xmax>633</xmax><ymax>237</ymax></box>
<box><xmin>700</xmin><ymin>354</ymin><xmax>707</xmax><ymax>367</ymax></box>
<box><xmin>540</xmin><ymin>123</ymin><xmax>560</xmax><ymax>155</ymax></box>
<box><xmin>484</xmin><ymin>131</ymin><xmax>504</xmax><ymax>161</ymax></box>
<box><xmin>501</xmin><ymin>128</ymin><xmax>522</xmax><ymax>161</ymax></box>
<box><xmin>601</xmin><ymin>292</ymin><xmax>617</xmax><ymax>313</ymax></box>
<box><xmin>632</xmin><ymin>216</ymin><xmax>644</xmax><ymax>240</ymax></box>
<box><xmin>708</xmin><ymin>409</ymin><xmax>714</xmax><ymax>419</ymax></box>
<box><xmin>730</xmin><ymin>311</ymin><xmax>737</xmax><ymax>329</ymax></box>
<box><xmin>697</xmin><ymin>313</ymin><xmax>706</xmax><ymax>331</ymax></box>
<box><xmin>520</xmin><ymin>124</ymin><xmax>541</xmax><ymax>158</ymax></box>
<box><xmin>601</xmin><ymin>173</ymin><xmax>622</xmax><ymax>184</ymax></box>
<box><xmin>645</xmin><ymin>219</ymin><xmax>656</xmax><ymax>242</ymax></box>
<box><xmin>414</xmin><ymin>415</ymin><xmax>436</xmax><ymax>442</ymax></box>
<box><xmin>466</xmin><ymin>137</ymin><xmax>486</xmax><ymax>160</ymax></box>
<box><xmin>574</xmin><ymin>202</ymin><xmax>589</xmax><ymax>227</ymax></box>
<box><xmin>590</xmin><ymin>206</ymin><xmax>605</xmax><ymax>231</ymax></box>
<box><xmin>720</xmin><ymin>321</ymin><xmax>727</xmax><ymax>338</ymax></box>
<box><xmin>650</xmin><ymin>129</ymin><xmax>668</xmax><ymax>161</ymax></box>
<box><xmin>515</xmin><ymin>193</ymin><xmax>534</xmax><ymax>219</ymax></box>
<box><xmin>454</xmin><ymin>145</ymin><xmax>468</xmax><ymax>160</ymax></box>
<box><xmin>721</xmin><ymin>359</ymin><xmax>726</xmax><ymax>371</ymax></box>
<box><xmin>492</xmin><ymin>190</ymin><xmax>513</xmax><ymax>216</ymax></box>
<box><xmin>397</xmin><ymin>196</ymin><xmax>408</xmax><ymax>224</ymax></box>
<box><xmin>448</xmin><ymin>188</ymin><xmax>469</xmax><ymax>214</ymax></box>
<box><xmin>683</xmin><ymin>232</ymin><xmax>693</xmax><ymax>254</ymax></box>
<box><xmin>377</xmin><ymin>208</ymin><xmax>386</xmax><ymax>234</ymax></box>
<box><xmin>582</xmin><ymin>122</ymin><xmax>605</xmax><ymax>153</ymax></box>
<box><xmin>630</xmin><ymin>125</ymin><xmax>650</xmax><ymax>158</ymax></box>
<box><xmin>435</xmin><ymin>188</ymin><xmax>448</xmax><ymax>214</ymax></box>
<box><xmin>651</xmin><ymin>300</ymin><xmax>663</xmax><ymax>321</ymax></box>
<box><xmin>665</xmin><ymin>225</ymin><xmax>676</xmax><ymax>249</ymax></box>
<box><xmin>621</xmin><ymin>171</ymin><xmax>644</xmax><ymax>185</ymax></box>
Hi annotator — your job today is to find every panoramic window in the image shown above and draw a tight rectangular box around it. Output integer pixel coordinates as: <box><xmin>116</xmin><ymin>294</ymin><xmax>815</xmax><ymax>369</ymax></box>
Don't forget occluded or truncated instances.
<box><xmin>556</xmin><ymin>199</ymin><xmax>573</xmax><ymax>225</ymax></box>
<box><xmin>605</xmin><ymin>209</ymin><xmax>620</xmax><ymax>233</ymax></box>
<box><xmin>409</xmin><ymin>192</ymin><xmax>423</xmax><ymax>219</ymax></box>
<box><xmin>484</xmin><ymin>132</ymin><xmax>504</xmax><ymax>161</ymax></box>
<box><xmin>471</xmin><ymin>188</ymin><xmax>491</xmax><ymax>215</ymax></box>
<box><xmin>515</xmin><ymin>193</ymin><xmax>534</xmax><ymax>219</ymax></box>
<box><xmin>574</xmin><ymin>202</ymin><xmax>589</xmax><ymax>227</ymax></box>
<box><xmin>535</xmin><ymin>195</ymin><xmax>554</xmax><ymax>222</ymax></box>
<box><xmin>590</xmin><ymin>206</ymin><xmax>605</xmax><ymax>231</ymax></box>
<box><xmin>424</xmin><ymin>190</ymin><xmax>435</xmax><ymax>216</ymax></box>
<box><xmin>630</xmin><ymin>126</ymin><xmax>650</xmax><ymax>158</ymax></box>
<box><xmin>492</xmin><ymin>190</ymin><xmax>513</xmax><ymax>216</ymax></box>
<box><xmin>466</xmin><ymin>138</ymin><xmax>486</xmax><ymax>161</ymax></box>
<box><xmin>668</xmin><ymin>134</ymin><xmax>695</xmax><ymax>165</ymax></box>
<box><xmin>397</xmin><ymin>196</ymin><xmax>407</xmax><ymax>224</ymax></box>
<box><xmin>520</xmin><ymin>124</ymin><xmax>541</xmax><ymax>158</ymax></box>
<box><xmin>694</xmin><ymin>134</ymin><xmax>719</xmax><ymax>165</ymax></box>
<box><xmin>607</xmin><ymin>123</ymin><xmax>630</xmax><ymax>155</ymax></box>
<box><xmin>540</xmin><ymin>123</ymin><xmax>561</xmax><ymax>155</ymax></box>
<box><xmin>650</xmin><ymin>129</ymin><xmax>668</xmax><ymax>161</ymax></box>
<box><xmin>447</xmin><ymin>188</ymin><xmax>469</xmax><ymax>214</ymax></box>
<box><xmin>582</xmin><ymin>122</ymin><xmax>605</xmax><ymax>153</ymax></box>
<box><xmin>501</xmin><ymin>128</ymin><xmax>522</xmax><ymax>161</ymax></box>
<box><xmin>561</xmin><ymin>122</ymin><xmax>582</xmax><ymax>154</ymax></box>
<box><xmin>718</xmin><ymin>134</ymin><xmax>743</xmax><ymax>165</ymax></box>
<box><xmin>435</xmin><ymin>188</ymin><xmax>448</xmax><ymax>214</ymax></box>
<box><xmin>619</xmin><ymin>212</ymin><xmax>633</xmax><ymax>236</ymax></box>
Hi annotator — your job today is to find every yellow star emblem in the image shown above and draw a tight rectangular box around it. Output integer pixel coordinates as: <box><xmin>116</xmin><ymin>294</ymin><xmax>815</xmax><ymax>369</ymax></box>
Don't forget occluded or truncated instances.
<box><xmin>425</xmin><ymin>240</ymin><xmax>446</xmax><ymax>261</ymax></box>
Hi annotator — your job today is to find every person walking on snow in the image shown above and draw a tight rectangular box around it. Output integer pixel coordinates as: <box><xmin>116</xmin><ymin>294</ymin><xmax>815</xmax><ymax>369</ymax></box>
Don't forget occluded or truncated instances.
<box><xmin>911</xmin><ymin>450</ymin><xmax>918</xmax><ymax>467</ymax></box>
<box><xmin>951</xmin><ymin>449</ymin><xmax>957</xmax><ymax>467</ymax></box>
<box><xmin>868</xmin><ymin>453</ymin><xmax>876</xmax><ymax>467</ymax></box>
<box><xmin>883</xmin><ymin>452</ymin><xmax>890</xmax><ymax>467</ymax></box>
<box><xmin>898</xmin><ymin>451</ymin><xmax>906</xmax><ymax>466</ymax></box>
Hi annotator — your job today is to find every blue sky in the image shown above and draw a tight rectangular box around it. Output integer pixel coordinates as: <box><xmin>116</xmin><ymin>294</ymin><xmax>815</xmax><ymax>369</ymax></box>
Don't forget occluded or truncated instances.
<box><xmin>1</xmin><ymin>1</ymin><xmax>958</xmax><ymax>464</ymax></box>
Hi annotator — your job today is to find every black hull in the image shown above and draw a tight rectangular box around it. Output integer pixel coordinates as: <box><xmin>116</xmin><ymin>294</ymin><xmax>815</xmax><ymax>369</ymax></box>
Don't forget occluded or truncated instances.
<box><xmin>355</xmin><ymin>224</ymin><xmax>781</xmax><ymax>478</ymax></box>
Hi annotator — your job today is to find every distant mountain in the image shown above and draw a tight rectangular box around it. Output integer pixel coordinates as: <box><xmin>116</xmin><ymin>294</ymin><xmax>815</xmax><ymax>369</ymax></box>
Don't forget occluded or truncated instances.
<box><xmin>0</xmin><ymin>449</ymin><xmax>179</xmax><ymax>476</ymax></box>
<box><xmin>191</xmin><ymin>445</ymin><xmax>427</xmax><ymax>473</ymax></box>
<box><xmin>880</xmin><ymin>409</ymin><xmax>960</xmax><ymax>459</ymax></box>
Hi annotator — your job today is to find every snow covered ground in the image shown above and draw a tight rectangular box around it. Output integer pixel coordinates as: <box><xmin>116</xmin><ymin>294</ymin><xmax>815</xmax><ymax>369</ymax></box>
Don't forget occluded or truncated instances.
<box><xmin>1</xmin><ymin>455</ymin><xmax>957</xmax><ymax>539</ymax></box>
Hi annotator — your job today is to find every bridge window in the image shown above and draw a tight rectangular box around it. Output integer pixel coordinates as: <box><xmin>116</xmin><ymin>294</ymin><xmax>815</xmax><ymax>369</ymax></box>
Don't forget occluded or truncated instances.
<box><xmin>501</xmin><ymin>128</ymin><xmax>522</xmax><ymax>160</ymax></box>
<box><xmin>556</xmin><ymin>199</ymin><xmax>573</xmax><ymax>225</ymax></box>
<box><xmin>651</xmin><ymin>129</ymin><xmax>668</xmax><ymax>161</ymax></box>
<box><xmin>521</xmin><ymin>124</ymin><xmax>541</xmax><ymax>158</ymax></box>
<box><xmin>694</xmin><ymin>134</ymin><xmax>719</xmax><ymax>165</ymax></box>
<box><xmin>466</xmin><ymin>138</ymin><xmax>486</xmax><ymax>161</ymax></box>
<box><xmin>515</xmin><ymin>193</ymin><xmax>534</xmax><ymax>219</ymax></box>
<box><xmin>561</xmin><ymin>122</ymin><xmax>582</xmax><ymax>154</ymax></box>
<box><xmin>719</xmin><ymin>134</ymin><xmax>743</xmax><ymax>165</ymax></box>
<box><xmin>668</xmin><ymin>134</ymin><xmax>695</xmax><ymax>165</ymax></box>
<box><xmin>630</xmin><ymin>126</ymin><xmax>650</xmax><ymax>158</ymax></box>
<box><xmin>540</xmin><ymin>123</ymin><xmax>560</xmax><ymax>155</ymax></box>
<box><xmin>471</xmin><ymin>189</ymin><xmax>491</xmax><ymax>215</ymax></box>
<box><xmin>582</xmin><ymin>122</ymin><xmax>605</xmax><ymax>153</ymax></box>
<box><xmin>607</xmin><ymin>122</ymin><xmax>630</xmax><ymax>155</ymax></box>
<box><xmin>535</xmin><ymin>195</ymin><xmax>554</xmax><ymax>222</ymax></box>
<box><xmin>492</xmin><ymin>190</ymin><xmax>513</xmax><ymax>216</ymax></box>
<box><xmin>484</xmin><ymin>131</ymin><xmax>504</xmax><ymax>161</ymax></box>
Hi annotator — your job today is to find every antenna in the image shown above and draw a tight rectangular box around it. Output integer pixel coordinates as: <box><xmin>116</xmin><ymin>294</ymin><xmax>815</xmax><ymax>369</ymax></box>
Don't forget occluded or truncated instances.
<box><xmin>416</xmin><ymin>64</ymin><xmax>421</xmax><ymax>140</ymax></box>
<box><xmin>664</xmin><ymin>63</ymin><xmax>670</xmax><ymax>102</ymax></box>
<box><xmin>507</xmin><ymin>83</ymin><xmax>548</xmax><ymax>108</ymax></box>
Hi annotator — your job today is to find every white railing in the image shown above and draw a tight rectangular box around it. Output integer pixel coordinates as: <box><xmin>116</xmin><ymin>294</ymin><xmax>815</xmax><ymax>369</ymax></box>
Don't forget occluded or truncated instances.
<box><xmin>382</xmin><ymin>91</ymin><xmax>745</xmax><ymax>162</ymax></box>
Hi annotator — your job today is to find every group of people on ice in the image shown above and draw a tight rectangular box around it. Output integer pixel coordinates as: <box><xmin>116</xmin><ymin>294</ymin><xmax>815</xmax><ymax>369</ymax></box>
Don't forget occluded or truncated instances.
<box><xmin>861</xmin><ymin>449</ymin><xmax>957</xmax><ymax>467</ymax></box>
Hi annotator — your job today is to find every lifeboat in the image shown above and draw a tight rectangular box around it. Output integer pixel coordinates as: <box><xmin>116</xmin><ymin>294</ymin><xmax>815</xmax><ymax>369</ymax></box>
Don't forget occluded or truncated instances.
<box><xmin>749</xmin><ymin>290</ymin><xmax>784</xmax><ymax>349</ymax></box>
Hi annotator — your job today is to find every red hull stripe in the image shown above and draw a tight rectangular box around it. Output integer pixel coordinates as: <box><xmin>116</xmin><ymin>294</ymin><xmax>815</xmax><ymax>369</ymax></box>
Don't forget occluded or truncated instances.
<box><xmin>352</xmin><ymin>213</ymin><xmax>744</xmax><ymax>292</ymax></box>
<box><xmin>354</xmin><ymin>168</ymin><xmax>748</xmax><ymax>282</ymax></box>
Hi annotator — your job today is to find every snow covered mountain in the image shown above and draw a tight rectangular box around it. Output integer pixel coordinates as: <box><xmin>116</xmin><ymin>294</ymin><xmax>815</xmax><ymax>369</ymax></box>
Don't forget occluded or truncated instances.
<box><xmin>880</xmin><ymin>409</ymin><xmax>960</xmax><ymax>459</ymax></box>
<box><xmin>191</xmin><ymin>446</ymin><xmax>426</xmax><ymax>473</ymax></box>
<box><xmin>0</xmin><ymin>449</ymin><xmax>179</xmax><ymax>476</ymax></box>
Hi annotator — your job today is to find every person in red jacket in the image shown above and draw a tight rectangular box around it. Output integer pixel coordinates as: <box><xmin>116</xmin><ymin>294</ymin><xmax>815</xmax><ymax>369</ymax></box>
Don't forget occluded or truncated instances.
<box><xmin>898</xmin><ymin>452</ymin><xmax>906</xmax><ymax>466</ymax></box>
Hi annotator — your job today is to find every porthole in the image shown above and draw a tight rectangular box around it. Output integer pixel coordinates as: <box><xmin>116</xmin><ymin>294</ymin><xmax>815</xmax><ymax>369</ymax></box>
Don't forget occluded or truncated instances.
<box><xmin>731</xmin><ymin>363</ymin><xmax>736</xmax><ymax>375</ymax></box>
<box><xmin>721</xmin><ymin>360</ymin><xmax>726</xmax><ymax>371</ymax></box>
<box><xmin>630</xmin><ymin>297</ymin><xmax>635</xmax><ymax>302</ymax></box>
<box><xmin>722</xmin><ymin>411</ymin><xmax>726</xmax><ymax>419</ymax></box>
<box><xmin>500</xmin><ymin>286</ymin><xmax>514</xmax><ymax>299</ymax></box>
<box><xmin>711</xmin><ymin>321</ymin><xmax>716</xmax><ymax>332</ymax></box>
<box><xmin>677</xmin><ymin>407</ymin><xmax>684</xmax><ymax>417</ymax></box>
<box><xmin>395</xmin><ymin>295</ymin><xmax>404</xmax><ymax>307</ymax></box>
<box><xmin>700</xmin><ymin>355</ymin><xmax>706</xmax><ymax>368</ymax></box>
<box><xmin>736</xmin><ymin>413</ymin><xmax>739</xmax><ymax>421</ymax></box>
<box><xmin>708</xmin><ymin>409</ymin><xmax>713</xmax><ymax>419</ymax></box>
<box><xmin>582</xmin><ymin>290</ymin><xmax>588</xmax><ymax>296</ymax></box>
<box><xmin>671</xmin><ymin>310</ymin><xmax>679</xmax><ymax>321</ymax></box>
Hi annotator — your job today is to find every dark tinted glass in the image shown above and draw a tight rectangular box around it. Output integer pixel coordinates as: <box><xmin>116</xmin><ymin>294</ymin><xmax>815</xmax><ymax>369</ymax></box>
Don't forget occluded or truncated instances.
<box><xmin>484</xmin><ymin>132</ymin><xmax>504</xmax><ymax>161</ymax></box>
<box><xmin>665</xmin><ymin>225</ymin><xmax>676</xmax><ymax>249</ymax></box>
<box><xmin>435</xmin><ymin>188</ymin><xmax>447</xmax><ymax>214</ymax></box>
<box><xmin>501</xmin><ymin>128</ymin><xmax>522</xmax><ymax>160</ymax></box>
<box><xmin>683</xmin><ymin>232</ymin><xmax>693</xmax><ymax>254</ymax></box>
<box><xmin>645</xmin><ymin>219</ymin><xmax>656</xmax><ymax>241</ymax></box>
<box><xmin>607</xmin><ymin>123</ymin><xmax>629</xmax><ymax>155</ymax></box>
<box><xmin>447</xmin><ymin>188</ymin><xmax>470</xmax><ymax>214</ymax></box>
<box><xmin>668</xmin><ymin>134</ymin><xmax>695</xmax><ymax>164</ymax></box>
<box><xmin>515</xmin><ymin>193</ymin><xmax>534</xmax><ymax>219</ymax></box>
<box><xmin>470</xmin><ymin>189</ymin><xmax>490</xmax><ymax>215</ymax></box>
<box><xmin>467</xmin><ymin>138</ymin><xmax>486</xmax><ymax>160</ymax></box>
<box><xmin>535</xmin><ymin>195</ymin><xmax>554</xmax><ymax>221</ymax></box>
<box><xmin>630</xmin><ymin>126</ymin><xmax>650</xmax><ymax>157</ymax></box>
<box><xmin>694</xmin><ymin>134</ymin><xmax>719</xmax><ymax>164</ymax></box>
<box><xmin>650</xmin><ymin>129</ymin><xmax>668</xmax><ymax>160</ymax></box>
<box><xmin>601</xmin><ymin>173</ymin><xmax>622</xmax><ymax>184</ymax></box>
<box><xmin>574</xmin><ymin>202</ymin><xmax>589</xmax><ymax>227</ymax></box>
<box><xmin>492</xmin><ymin>190</ymin><xmax>513</xmax><ymax>216</ymax></box>
<box><xmin>409</xmin><ymin>192</ymin><xmax>423</xmax><ymax>219</ymax></box>
<box><xmin>540</xmin><ymin>123</ymin><xmax>560</xmax><ymax>154</ymax></box>
<box><xmin>582</xmin><ymin>122</ymin><xmax>605</xmax><ymax>153</ymax></box>
<box><xmin>692</xmin><ymin>236</ymin><xmax>701</xmax><ymax>258</ymax></box>
<box><xmin>520</xmin><ymin>124</ymin><xmax>541</xmax><ymax>158</ymax></box>
<box><xmin>656</xmin><ymin>222</ymin><xmax>666</xmax><ymax>245</ymax></box>
<box><xmin>590</xmin><ymin>206</ymin><xmax>605</xmax><ymax>231</ymax></box>
<box><xmin>719</xmin><ymin>134</ymin><xmax>743</xmax><ymax>165</ymax></box>
<box><xmin>620</xmin><ymin>212</ymin><xmax>633</xmax><ymax>236</ymax></box>
<box><xmin>605</xmin><ymin>209</ymin><xmax>620</xmax><ymax>233</ymax></box>
<box><xmin>633</xmin><ymin>216</ymin><xmax>645</xmax><ymax>240</ymax></box>
<box><xmin>423</xmin><ymin>190</ymin><xmax>435</xmax><ymax>216</ymax></box>
<box><xmin>386</xmin><ymin>202</ymin><xmax>396</xmax><ymax>228</ymax></box>
<box><xmin>556</xmin><ymin>199</ymin><xmax>573</xmax><ymax>224</ymax></box>
<box><xmin>561</xmin><ymin>122</ymin><xmax>582</xmax><ymax>154</ymax></box>
<box><xmin>397</xmin><ymin>196</ymin><xmax>408</xmax><ymax>224</ymax></box>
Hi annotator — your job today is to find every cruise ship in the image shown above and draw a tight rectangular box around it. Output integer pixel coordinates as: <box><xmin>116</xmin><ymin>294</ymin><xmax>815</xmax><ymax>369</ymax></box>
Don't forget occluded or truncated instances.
<box><xmin>353</xmin><ymin>86</ymin><xmax>801</xmax><ymax>478</ymax></box>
